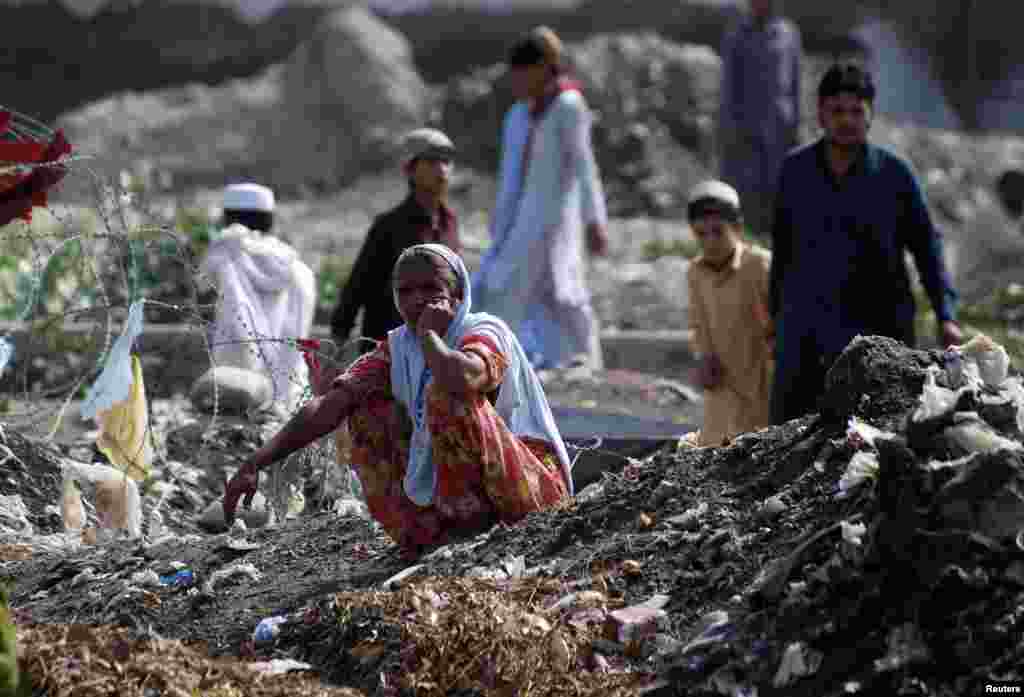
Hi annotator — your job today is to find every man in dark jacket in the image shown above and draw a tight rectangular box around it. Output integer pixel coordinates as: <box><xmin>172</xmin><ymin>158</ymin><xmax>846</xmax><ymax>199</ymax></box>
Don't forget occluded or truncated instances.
<box><xmin>330</xmin><ymin>128</ymin><xmax>461</xmax><ymax>349</ymax></box>
<box><xmin>769</xmin><ymin>64</ymin><xmax>963</xmax><ymax>425</ymax></box>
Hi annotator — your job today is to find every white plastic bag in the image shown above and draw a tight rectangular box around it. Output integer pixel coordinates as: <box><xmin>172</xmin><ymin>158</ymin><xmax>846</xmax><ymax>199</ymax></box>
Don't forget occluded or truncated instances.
<box><xmin>81</xmin><ymin>300</ymin><xmax>145</xmax><ymax>420</ymax></box>
<box><xmin>61</xmin><ymin>460</ymin><xmax>142</xmax><ymax>538</ymax></box>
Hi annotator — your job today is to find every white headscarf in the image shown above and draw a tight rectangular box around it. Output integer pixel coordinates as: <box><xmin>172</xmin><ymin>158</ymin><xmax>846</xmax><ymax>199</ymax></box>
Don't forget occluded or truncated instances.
<box><xmin>388</xmin><ymin>243</ymin><xmax>573</xmax><ymax>506</ymax></box>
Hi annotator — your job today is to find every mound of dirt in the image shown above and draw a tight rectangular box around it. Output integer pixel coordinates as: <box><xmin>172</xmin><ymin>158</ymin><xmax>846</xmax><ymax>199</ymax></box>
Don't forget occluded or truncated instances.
<box><xmin>3</xmin><ymin>335</ymin><xmax>1023</xmax><ymax>696</ymax></box>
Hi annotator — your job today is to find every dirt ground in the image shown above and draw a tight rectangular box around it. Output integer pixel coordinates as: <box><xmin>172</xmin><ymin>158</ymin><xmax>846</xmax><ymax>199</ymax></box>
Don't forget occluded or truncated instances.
<box><xmin>3</xmin><ymin>337</ymin><xmax>1024</xmax><ymax>697</ymax></box>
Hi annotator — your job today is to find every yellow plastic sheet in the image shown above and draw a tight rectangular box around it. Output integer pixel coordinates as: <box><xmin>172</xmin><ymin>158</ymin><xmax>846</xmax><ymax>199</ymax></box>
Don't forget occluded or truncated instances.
<box><xmin>95</xmin><ymin>355</ymin><xmax>152</xmax><ymax>482</ymax></box>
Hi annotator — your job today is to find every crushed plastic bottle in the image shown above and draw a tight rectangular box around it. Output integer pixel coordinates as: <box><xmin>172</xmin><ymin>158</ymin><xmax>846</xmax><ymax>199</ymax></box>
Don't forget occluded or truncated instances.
<box><xmin>253</xmin><ymin>615</ymin><xmax>288</xmax><ymax>643</ymax></box>
<box><xmin>159</xmin><ymin>569</ymin><xmax>194</xmax><ymax>587</ymax></box>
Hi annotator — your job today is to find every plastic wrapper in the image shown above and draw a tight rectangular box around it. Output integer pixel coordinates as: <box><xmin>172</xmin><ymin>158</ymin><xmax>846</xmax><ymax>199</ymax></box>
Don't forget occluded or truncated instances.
<box><xmin>80</xmin><ymin>300</ymin><xmax>145</xmax><ymax>420</ymax></box>
<box><xmin>95</xmin><ymin>354</ymin><xmax>153</xmax><ymax>482</ymax></box>
<box><xmin>61</xmin><ymin>460</ymin><xmax>142</xmax><ymax>538</ymax></box>
<box><xmin>840</xmin><ymin>520</ymin><xmax>867</xmax><ymax>546</ymax></box>
<box><xmin>846</xmin><ymin>416</ymin><xmax>895</xmax><ymax>448</ymax></box>
<box><xmin>946</xmin><ymin>413</ymin><xmax>1023</xmax><ymax>454</ymax></box>
<box><xmin>957</xmin><ymin>333</ymin><xmax>1010</xmax><ymax>388</ymax></box>
<box><xmin>913</xmin><ymin>368</ymin><xmax>960</xmax><ymax>423</ymax></box>
<box><xmin>836</xmin><ymin>452</ymin><xmax>880</xmax><ymax>499</ymax></box>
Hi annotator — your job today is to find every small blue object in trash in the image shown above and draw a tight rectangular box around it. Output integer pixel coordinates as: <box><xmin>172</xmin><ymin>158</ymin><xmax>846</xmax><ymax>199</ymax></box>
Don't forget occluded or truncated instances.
<box><xmin>253</xmin><ymin>616</ymin><xmax>288</xmax><ymax>643</ymax></box>
<box><xmin>159</xmin><ymin>570</ymin><xmax>194</xmax><ymax>587</ymax></box>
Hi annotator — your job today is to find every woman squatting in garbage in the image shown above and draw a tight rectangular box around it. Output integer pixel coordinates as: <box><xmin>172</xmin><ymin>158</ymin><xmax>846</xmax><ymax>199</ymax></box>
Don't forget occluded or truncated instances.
<box><xmin>222</xmin><ymin>244</ymin><xmax>573</xmax><ymax>557</ymax></box>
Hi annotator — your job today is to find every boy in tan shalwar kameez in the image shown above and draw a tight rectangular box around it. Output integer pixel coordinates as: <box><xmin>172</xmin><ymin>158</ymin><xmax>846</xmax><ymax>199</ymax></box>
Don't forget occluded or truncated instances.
<box><xmin>686</xmin><ymin>180</ymin><xmax>774</xmax><ymax>446</ymax></box>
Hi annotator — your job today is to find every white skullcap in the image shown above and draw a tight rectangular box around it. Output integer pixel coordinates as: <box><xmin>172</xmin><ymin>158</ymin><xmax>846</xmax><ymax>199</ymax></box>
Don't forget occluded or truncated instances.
<box><xmin>687</xmin><ymin>180</ymin><xmax>741</xmax><ymax>210</ymax></box>
<box><xmin>400</xmin><ymin>128</ymin><xmax>456</xmax><ymax>165</ymax></box>
<box><xmin>223</xmin><ymin>183</ymin><xmax>275</xmax><ymax>213</ymax></box>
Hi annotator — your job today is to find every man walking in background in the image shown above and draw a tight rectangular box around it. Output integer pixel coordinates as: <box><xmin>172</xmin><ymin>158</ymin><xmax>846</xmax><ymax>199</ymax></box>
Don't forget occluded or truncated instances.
<box><xmin>331</xmin><ymin>128</ymin><xmax>461</xmax><ymax>351</ymax></box>
<box><xmin>719</xmin><ymin>0</ymin><xmax>802</xmax><ymax>239</ymax></box>
<box><xmin>474</xmin><ymin>26</ymin><xmax>609</xmax><ymax>370</ymax></box>
<box><xmin>769</xmin><ymin>64</ymin><xmax>963</xmax><ymax>425</ymax></box>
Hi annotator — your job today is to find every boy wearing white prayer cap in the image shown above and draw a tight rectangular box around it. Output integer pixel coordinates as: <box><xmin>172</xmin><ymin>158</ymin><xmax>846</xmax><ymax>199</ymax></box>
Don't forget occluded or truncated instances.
<box><xmin>685</xmin><ymin>180</ymin><xmax>774</xmax><ymax>447</ymax></box>
<box><xmin>195</xmin><ymin>182</ymin><xmax>316</xmax><ymax>417</ymax></box>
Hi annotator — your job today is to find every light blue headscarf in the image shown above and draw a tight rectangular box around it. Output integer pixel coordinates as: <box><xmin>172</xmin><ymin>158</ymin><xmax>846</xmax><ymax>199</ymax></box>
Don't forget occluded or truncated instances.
<box><xmin>388</xmin><ymin>243</ymin><xmax>573</xmax><ymax>506</ymax></box>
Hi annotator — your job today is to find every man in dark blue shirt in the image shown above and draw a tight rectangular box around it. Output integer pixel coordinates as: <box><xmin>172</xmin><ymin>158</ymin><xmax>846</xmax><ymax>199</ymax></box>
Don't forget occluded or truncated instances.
<box><xmin>769</xmin><ymin>64</ymin><xmax>963</xmax><ymax>425</ymax></box>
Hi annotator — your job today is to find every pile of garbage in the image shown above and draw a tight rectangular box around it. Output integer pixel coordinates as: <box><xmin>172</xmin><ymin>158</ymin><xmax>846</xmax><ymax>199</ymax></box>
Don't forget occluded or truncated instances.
<box><xmin>2</xmin><ymin>334</ymin><xmax>1023</xmax><ymax>696</ymax></box>
<box><xmin>651</xmin><ymin>334</ymin><xmax>1024</xmax><ymax>695</ymax></box>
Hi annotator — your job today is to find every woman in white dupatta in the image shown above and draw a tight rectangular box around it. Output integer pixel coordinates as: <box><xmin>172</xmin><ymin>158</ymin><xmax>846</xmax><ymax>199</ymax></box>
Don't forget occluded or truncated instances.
<box><xmin>224</xmin><ymin>244</ymin><xmax>572</xmax><ymax>556</ymax></box>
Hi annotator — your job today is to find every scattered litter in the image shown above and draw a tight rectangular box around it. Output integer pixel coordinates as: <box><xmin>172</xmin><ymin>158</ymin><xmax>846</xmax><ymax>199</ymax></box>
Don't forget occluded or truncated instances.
<box><xmin>61</xmin><ymin>460</ymin><xmax>142</xmax><ymax>538</ymax></box>
<box><xmin>914</xmin><ymin>367</ymin><xmax>961</xmax><ymax>422</ymax></box>
<box><xmin>546</xmin><ymin>590</ymin><xmax>607</xmax><ymax>613</ymax></box>
<box><xmin>203</xmin><ymin>563</ymin><xmax>261</xmax><ymax>593</ymax></box>
<box><xmin>129</xmin><ymin>570</ymin><xmax>161</xmax><ymax>587</ymax></box>
<box><xmin>247</xmin><ymin>658</ymin><xmax>314</xmax><ymax>675</ymax></box>
<box><xmin>503</xmin><ymin>555</ymin><xmax>527</xmax><ymax>579</ymax></box>
<box><xmin>680</xmin><ymin>610</ymin><xmax>733</xmax><ymax>655</ymax></box>
<box><xmin>772</xmin><ymin>641</ymin><xmax>823</xmax><ymax>687</ymax></box>
<box><xmin>637</xmin><ymin>594</ymin><xmax>671</xmax><ymax>611</ymax></box>
<box><xmin>286</xmin><ymin>483</ymin><xmax>305</xmax><ymax>519</ymax></box>
<box><xmin>836</xmin><ymin>451</ymin><xmax>880</xmax><ymax>498</ymax></box>
<box><xmin>846</xmin><ymin>416</ymin><xmax>895</xmax><ymax>448</ymax></box>
<box><xmin>247</xmin><ymin>659</ymin><xmax>311</xmax><ymax>675</ymax></box>
<box><xmin>840</xmin><ymin>520</ymin><xmax>867</xmax><ymax>546</ymax></box>
<box><xmin>954</xmin><ymin>333</ymin><xmax>1010</xmax><ymax>388</ymax></box>
<box><xmin>159</xmin><ymin>569</ymin><xmax>195</xmax><ymax>587</ymax></box>
<box><xmin>607</xmin><ymin>605</ymin><xmax>667</xmax><ymax>644</ymax></box>
<box><xmin>381</xmin><ymin>564</ymin><xmax>425</xmax><ymax>591</ymax></box>
<box><xmin>0</xmin><ymin>494</ymin><xmax>32</xmax><ymax>538</ymax></box>
<box><xmin>253</xmin><ymin>615</ymin><xmax>289</xmax><ymax>643</ymax></box>
<box><xmin>333</xmin><ymin>497</ymin><xmax>369</xmax><ymax>519</ymax></box>
<box><xmin>575</xmin><ymin>481</ymin><xmax>605</xmax><ymax>503</ymax></box>
<box><xmin>946</xmin><ymin>413</ymin><xmax>1023</xmax><ymax>453</ymax></box>
<box><xmin>757</xmin><ymin>495</ymin><xmax>787</xmax><ymax>521</ymax></box>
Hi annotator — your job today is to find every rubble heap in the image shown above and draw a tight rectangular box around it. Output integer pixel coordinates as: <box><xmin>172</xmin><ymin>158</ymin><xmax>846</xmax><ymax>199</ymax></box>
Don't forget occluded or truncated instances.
<box><xmin>1</xmin><ymin>335</ymin><xmax>1023</xmax><ymax>696</ymax></box>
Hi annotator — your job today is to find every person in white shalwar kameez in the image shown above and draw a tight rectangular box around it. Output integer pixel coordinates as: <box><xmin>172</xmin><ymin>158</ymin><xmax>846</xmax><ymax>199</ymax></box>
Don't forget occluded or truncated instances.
<box><xmin>203</xmin><ymin>183</ymin><xmax>317</xmax><ymax>411</ymax></box>
<box><xmin>474</xmin><ymin>27</ymin><xmax>609</xmax><ymax>370</ymax></box>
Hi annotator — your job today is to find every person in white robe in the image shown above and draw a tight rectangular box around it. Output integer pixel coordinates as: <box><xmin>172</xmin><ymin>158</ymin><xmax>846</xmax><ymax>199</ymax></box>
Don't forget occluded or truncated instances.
<box><xmin>202</xmin><ymin>183</ymin><xmax>317</xmax><ymax>412</ymax></box>
<box><xmin>473</xmin><ymin>26</ymin><xmax>609</xmax><ymax>370</ymax></box>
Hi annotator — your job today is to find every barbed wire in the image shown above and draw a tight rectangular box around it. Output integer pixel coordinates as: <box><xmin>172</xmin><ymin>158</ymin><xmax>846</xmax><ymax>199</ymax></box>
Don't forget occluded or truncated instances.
<box><xmin>1</xmin><ymin>131</ymin><xmax>370</xmax><ymax>517</ymax></box>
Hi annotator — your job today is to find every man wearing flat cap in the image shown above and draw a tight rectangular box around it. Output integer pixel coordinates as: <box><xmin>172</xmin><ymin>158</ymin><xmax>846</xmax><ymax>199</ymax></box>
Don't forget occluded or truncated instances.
<box><xmin>198</xmin><ymin>182</ymin><xmax>317</xmax><ymax>413</ymax></box>
<box><xmin>331</xmin><ymin>127</ymin><xmax>461</xmax><ymax>350</ymax></box>
<box><xmin>474</xmin><ymin>26</ymin><xmax>609</xmax><ymax>370</ymax></box>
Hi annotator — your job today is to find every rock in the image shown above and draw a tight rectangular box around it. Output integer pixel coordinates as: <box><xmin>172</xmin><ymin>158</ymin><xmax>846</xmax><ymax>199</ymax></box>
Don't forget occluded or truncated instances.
<box><xmin>55</xmin><ymin>5</ymin><xmax>430</xmax><ymax>198</ymax></box>
<box><xmin>190</xmin><ymin>366</ymin><xmax>274</xmax><ymax>415</ymax></box>
<box><xmin>0</xmin><ymin>1</ymin><xmax>332</xmax><ymax>122</ymax></box>
<box><xmin>198</xmin><ymin>492</ymin><xmax>271</xmax><ymax>532</ymax></box>
<box><xmin>278</xmin><ymin>4</ymin><xmax>431</xmax><ymax>191</ymax></box>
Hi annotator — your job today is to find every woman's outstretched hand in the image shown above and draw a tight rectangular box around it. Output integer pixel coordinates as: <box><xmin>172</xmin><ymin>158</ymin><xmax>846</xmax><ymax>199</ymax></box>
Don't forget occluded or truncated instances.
<box><xmin>223</xmin><ymin>462</ymin><xmax>259</xmax><ymax>526</ymax></box>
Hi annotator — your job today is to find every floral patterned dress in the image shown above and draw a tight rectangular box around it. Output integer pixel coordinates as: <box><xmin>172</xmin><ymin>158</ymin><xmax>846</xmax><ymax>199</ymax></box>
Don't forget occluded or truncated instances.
<box><xmin>338</xmin><ymin>333</ymin><xmax>569</xmax><ymax>552</ymax></box>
